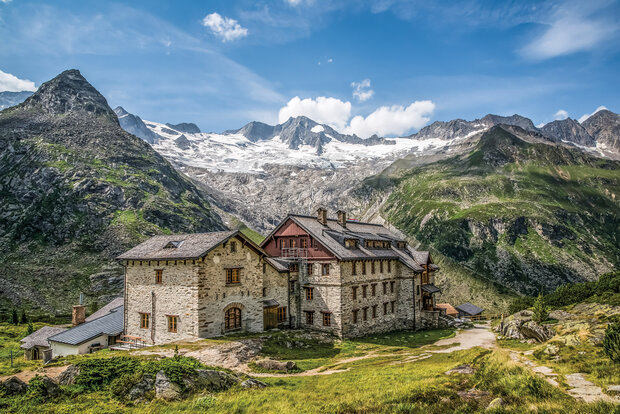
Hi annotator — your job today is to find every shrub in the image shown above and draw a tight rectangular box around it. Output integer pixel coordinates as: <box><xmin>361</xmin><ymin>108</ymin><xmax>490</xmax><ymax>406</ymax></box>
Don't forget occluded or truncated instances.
<box><xmin>75</xmin><ymin>357</ymin><xmax>141</xmax><ymax>389</ymax></box>
<box><xmin>531</xmin><ymin>294</ymin><xmax>549</xmax><ymax>324</ymax></box>
<box><xmin>596</xmin><ymin>271</ymin><xmax>620</xmax><ymax>295</ymax></box>
<box><xmin>603</xmin><ymin>322</ymin><xmax>620</xmax><ymax>363</ymax></box>
<box><xmin>508</xmin><ymin>296</ymin><xmax>534</xmax><ymax>314</ymax></box>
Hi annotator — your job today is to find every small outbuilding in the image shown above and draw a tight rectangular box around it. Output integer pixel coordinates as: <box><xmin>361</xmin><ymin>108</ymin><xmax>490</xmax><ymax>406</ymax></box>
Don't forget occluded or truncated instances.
<box><xmin>435</xmin><ymin>303</ymin><xmax>459</xmax><ymax>317</ymax></box>
<box><xmin>20</xmin><ymin>326</ymin><xmax>68</xmax><ymax>361</ymax></box>
<box><xmin>455</xmin><ymin>302</ymin><xmax>484</xmax><ymax>318</ymax></box>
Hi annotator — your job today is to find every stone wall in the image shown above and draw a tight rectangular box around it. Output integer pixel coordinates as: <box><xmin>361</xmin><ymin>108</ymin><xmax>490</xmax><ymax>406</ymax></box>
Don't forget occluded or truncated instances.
<box><xmin>298</xmin><ymin>260</ymin><xmax>343</xmax><ymax>336</ymax></box>
<box><xmin>124</xmin><ymin>236</ymin><xmax>291</xmax><ymax>344</ymax></box>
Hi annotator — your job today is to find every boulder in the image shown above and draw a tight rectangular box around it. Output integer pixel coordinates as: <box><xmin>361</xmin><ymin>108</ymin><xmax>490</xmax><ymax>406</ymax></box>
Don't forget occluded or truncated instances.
<box><xmin>543</xmin><ymin>344</ymin><xmax>560</xmax><ymax>355</ymax></box>
<box><xmin>520</xmin><ymin>321</ymin><xmax>554</xmax><ymax>342</ymax></box>
<box><xmin>241</xmin><ymin>378</ymin><xmax>267</xmax><ymax>388</ymax></box>
<box><xmin>58</xmin><ymin>364</ymin><xmax>80</xmax><ymax>385</ymax></box>
<box><xmin>254</xmin><ymin>358</ymin><xmax>297</xmax><ymax>371</ymax></box>
<box><xmin>155</xmin><ymin>370</ymin><xmax>182</xmax><ymax>401</ymax></box>
<box><xmin>128</xmin><ymin>374</ymin><xmax>155</xmax><ymax>401</ymax></box>
<box><xmin>496</xmin><ymin>317</ymin><xmax>554</xmax><ymax>342</ymax></box>
<box><xmin>31</xmin><ymin>376</ymin><xmax>60</xmax><ymax>397</ymax></box>
<box><xmin>194</xmin><ymin>369</ymin><xmax>239</xmax><ymax>391</ymax></box>
<box><xmin>2</xmin><ymin>376</ymin><xmax>28</xmax><ymax>394</ymax></box>
<box><xmin>445</xmin><ymin>364</ymin><xmax>476</xmax><ymax>375</ymax></box>
<box><xmin>607</xmin><ymin>385</ymin><xmax>620</xmax><ymax>393</ymax></box>
<box><xmin>486</xmin><ymin>397</ymin><xmax>504</xmax><ymax>410</ymax></box>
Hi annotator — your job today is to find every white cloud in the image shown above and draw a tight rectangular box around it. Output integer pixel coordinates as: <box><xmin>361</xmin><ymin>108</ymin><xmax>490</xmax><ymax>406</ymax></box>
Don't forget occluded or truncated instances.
<box><xmin>327</xmin><ymin>58</ymin><xmax>333</xmax><ymax>63</ymax></box>
<box><xmin>278</xmin><ymin>96</ymin><xmax>351</xmax><ymax>130</ymax></box>
<box><xmin>554</xmin><ymin>109</ymin><xmax>568</xmax><ymax>120</ymax></box>
<box><xmin>278</xmin><ymin>96</ymin><xmax>435</xmax><ymax>138</ymax></box>
<box><xmin>284</xmin><ymin>0</ymin><xmax>303</xmax><ymax>6</ymax></box>
<box><xmin>520</xmin><ymin>3</ymin><xmax>617</xmax><ymax>60</ymax></box>
<box><xmin>345</xmin><ymin>101</ymin><xmax>435</xmax><ymax>138</ymax></box>
<box><xmin>1</xmin><ymin>0</ymin><xmax>13</xmax><ymax>3</ymax></box>
<box><xmin>578</xmin><ymin>105</ymin><xmax>607</xmax><ymax>123</ymax></box>
<box><xmin>202</xmin><ymin>12</ymin><xmax>248</xmax><ymax>42</ymax></box>
<box><xmin>0</xmin><ymin>69</ymin><xmax>36</xmax><ymax>92</ymax></box>
<box><xmin>351</xmin><ymin>79</ymin><xmax>374</xmax><ymax>102</ymax></box>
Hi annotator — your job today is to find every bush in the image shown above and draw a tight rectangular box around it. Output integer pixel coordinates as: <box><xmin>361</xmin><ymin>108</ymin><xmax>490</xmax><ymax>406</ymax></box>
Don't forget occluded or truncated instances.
<box><xmin>603</xmin><ymin>322</ymin><xmax>620</xmax><ymax>363</ymax></box>
<box><xmin>596</xmin><ymin>271</ymin><xmax>620</xmax><ymax>295</ymax></box>
<box><xmin>508</xmin><ymin>296</ymin><xmax>534</xmax><ymax>314</ymax></box>
<box><xmin>75</xmin><ymin>357</ymin><xmax>141</xmax><ymax>389</ymax></box>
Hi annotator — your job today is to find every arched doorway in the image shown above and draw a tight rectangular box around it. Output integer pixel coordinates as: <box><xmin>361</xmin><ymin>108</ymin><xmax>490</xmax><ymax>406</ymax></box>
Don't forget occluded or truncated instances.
<box><xmin>225</xmin><ymin>307</ymin><xmax>242</xmax><ymax>330</ymax></box>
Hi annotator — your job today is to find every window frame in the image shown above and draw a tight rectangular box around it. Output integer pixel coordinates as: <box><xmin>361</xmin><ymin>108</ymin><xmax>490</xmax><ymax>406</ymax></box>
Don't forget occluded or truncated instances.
<box><xmin>352</xmin><ymin>286</ymin><xmax>358</xmax><ymax>300</ymax></box>
<box><xmin>352</xmin><ymin>309</ymin><xmax>359</xmax><ymax>323</ymax></box>
<box><xmin>372</xmin><ymin>305</ymin><xmax>377</xmax><ymax>318</ymax></box>
<box><xmin>167</xmin><ymin>315</ymin><xmax>178</xmax><ymax>333</ymax></box>
<box><xmin>225</xmin><ymin>307</ymin><xmax>242</xmax><ymax>330</ymax></box>
<box><xmin>305</xmin><ymin>310</ymin><xmax>314</xmax><ymax>325</ymax></box>
<box><xmin>155</xmin><ymin>269</ymin><xmax>163</xmax><ymax>284</ymax></box>
<box><xmin>226</xmin><ymin>268</ymin><xmax>241</xmax><ymax>284</ymax></box>
<box><xmin>322</xmin><ymin>263</ymin><xmax>330</xmax><ymax>276</ymax></box>
<box><xmin>371</xmin><ymin>283</ymin><xmax>377</xmax><ymax>296</ymax></box>
<box><xmin>305</xmin><ymin>286</ymin><xmax>314</xmax><ymax>301</ymax></box>
<box><xmin>139</xmin><ymin>312</ymin><xmax>149</xmax><ymax>329</ymax></box>
<box><xmin>322</xmin><ymin>312</ymin><xmax>332</xmax><ymax>327</ymax></box>
<box><xmin>390</xmin><ymin>281</ymin><xmax>395</xmax><ymax>293</ymax></box>
<box><xmin>362</xmin><ymin>285</ymin><xmax>367</xmax><ymax>298</ymax></box>
<box><xmin>230</xmin><ymin>241</ymin><xmax>237</xmax><ymax>253</ymax></box>
<box><xmin>277</xmin><ymin>306</ymin><xmax>287</xmax><ymax>323</ymax></box>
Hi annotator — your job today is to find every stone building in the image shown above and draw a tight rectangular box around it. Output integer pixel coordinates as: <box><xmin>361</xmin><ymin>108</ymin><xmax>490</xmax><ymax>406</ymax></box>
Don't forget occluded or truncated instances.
<box><xmin>260</xmin><ymin>209</ymin><xmax>440</xmax><ymax>337</ymax></box>
<box><xmin>117</xmin><ymin>231</ymin><xmax>291</xmax><ymax>344</ymax></box>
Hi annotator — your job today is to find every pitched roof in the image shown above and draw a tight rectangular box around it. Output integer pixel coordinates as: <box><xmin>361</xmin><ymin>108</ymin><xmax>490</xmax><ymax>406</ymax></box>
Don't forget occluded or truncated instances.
<box><xmin>117</xmin><ymin>231</ymin><xmax>238</xmax><ymax>260</ymax></box>
<box><xmin>48</xmin><ymin>305</ymin><xmax>124</xmax><ymax>346</ymax></box>
<box><xmin>85</xmin><ymin>297</ymin><xmax>123</xmax><ymax>322</ymax></box>
<box><xmin>265</xmin><ymin>257</ymin><xmax>289</xmax><ymax>272</ymax></box>
<box><xmin>456</xmin><ymin>302</ymin><xmax>484</xmax><ymax>316</ymax></box>
<box><xmin>435</xmin><ymin>303</ymin><xmax>458</xmax><ymax>316</ymax></box>
<box><xmin>262</xmin><ymin>214</ymin><xmax>427</xmax><ymax>272</ymax></box>
<box><xmin>421</xmin><ymin>284</ymin><xmax>441</xmax><ymax>294</ymax></box>
<box><xmin>20</xmin><ymin>326</ymin><xmax>68</xmax><ymax>349</ymax></box>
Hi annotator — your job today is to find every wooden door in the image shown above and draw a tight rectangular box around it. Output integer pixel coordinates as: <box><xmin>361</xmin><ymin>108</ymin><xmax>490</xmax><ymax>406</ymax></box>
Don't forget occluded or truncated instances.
<box><xmin>263</xmin><ymin>306</ymin><xmax>278</xmax><ymax>329</ymax></box>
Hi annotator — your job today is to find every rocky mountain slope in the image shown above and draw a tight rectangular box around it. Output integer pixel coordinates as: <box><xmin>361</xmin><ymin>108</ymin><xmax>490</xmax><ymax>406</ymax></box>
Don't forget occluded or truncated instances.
<box><xmin>582</xmin><ymin>110</ymin><xmax>620</xmax><ymax>152</ymax></box>
<box><xmin>113</xmin><ymin>106</ymin><xmax>161</xmax><ymax>144</ymax></box>
<box><xmin>0</xmin><ymin>91</ymin><xmax>33</xmax><ymax>110</ymax></box>
<box><xmin>356</xmin><ymin>125</ymin><xmax>620</xmax><ymax>296</ymax></box>
<box><xmin>0</xmin><ymin>69</ymin><xmax>224</xmax><ymax>314</ymax></box>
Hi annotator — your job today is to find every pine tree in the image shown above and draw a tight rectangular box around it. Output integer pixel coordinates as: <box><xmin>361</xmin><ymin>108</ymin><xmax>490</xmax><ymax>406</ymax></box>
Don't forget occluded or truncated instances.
<box><xmin>604</xmin><ymin>322</ymin><xmax>620</xmax><ymax>363</ymax></box>
<box><xmin>27</xmin><ymin>321</ymin><xmax>35</xmax><ymax>335</ymax></box>
<box><xmin>20</xmin><ymin>309</ymin><xmax>27</xmax><ymax>324</ymax></box>
<box><xmin>532</xmin><ymin>294</ymin><xmax>549</xmax><ymax>324</ymax></box>
<box><xmin>12</xmin><ymin>309</ymin><xmax>19</xmax><ymax>325</ymax></box>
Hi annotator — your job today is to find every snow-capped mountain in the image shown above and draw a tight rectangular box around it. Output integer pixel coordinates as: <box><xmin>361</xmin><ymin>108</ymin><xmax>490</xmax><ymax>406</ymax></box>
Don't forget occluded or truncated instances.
<box><xmin>114</xmin><ymin>106</ymin><xmax>161</xmax><ymax>144</ymax></box>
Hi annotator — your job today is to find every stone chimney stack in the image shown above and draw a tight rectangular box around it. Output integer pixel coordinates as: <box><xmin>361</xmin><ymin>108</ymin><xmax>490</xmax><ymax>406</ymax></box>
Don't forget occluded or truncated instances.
<box><xmin>337</xmin><ymin>210</ymin><xmax>347</xmax><ymax>228</ymax></box>
<box><xmin>72</xmin><ymin>305</ymin><xmax>86</xmax><ymax>326</ymax></box>
<box><xmin>317</xmin><ymin>207</ymin><xmax>328</xmax><ymax>226</ymax></box>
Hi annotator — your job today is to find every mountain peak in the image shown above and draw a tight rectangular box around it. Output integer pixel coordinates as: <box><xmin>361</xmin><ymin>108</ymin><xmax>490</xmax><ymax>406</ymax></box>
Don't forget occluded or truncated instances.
<box><xmin>20</xmin><ymin>69</ymin><xmax>116</xmax><ymax>120</ymax></box>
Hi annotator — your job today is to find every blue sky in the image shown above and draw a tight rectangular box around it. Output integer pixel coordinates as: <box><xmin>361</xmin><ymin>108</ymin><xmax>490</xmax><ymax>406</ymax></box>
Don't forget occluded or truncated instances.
<box><xmin>0</xmin><ymin>0</ymin><xmax>618</xmax><ymax>137</ymax></box>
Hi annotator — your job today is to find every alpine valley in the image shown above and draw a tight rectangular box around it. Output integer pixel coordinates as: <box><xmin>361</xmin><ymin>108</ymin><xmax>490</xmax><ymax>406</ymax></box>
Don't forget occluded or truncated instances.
<box><xmin>1</xmin><ymin>69</ymin><xmax>619</xmax><ymax>315</ymax></box>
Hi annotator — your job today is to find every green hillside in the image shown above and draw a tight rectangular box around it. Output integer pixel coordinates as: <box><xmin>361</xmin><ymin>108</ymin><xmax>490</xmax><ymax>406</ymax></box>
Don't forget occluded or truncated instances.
<box><xmin>361</xmin><ymin>126</ymin><xmax>620</xmax><ymax>297</ymax></box>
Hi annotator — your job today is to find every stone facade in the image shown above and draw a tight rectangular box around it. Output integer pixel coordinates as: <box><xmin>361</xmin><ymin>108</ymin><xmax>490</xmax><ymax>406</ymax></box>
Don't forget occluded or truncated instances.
<box><xmin>123</xmin><ymin>235</ymin><xmax>292</xmax><ymax>345</ymax></box>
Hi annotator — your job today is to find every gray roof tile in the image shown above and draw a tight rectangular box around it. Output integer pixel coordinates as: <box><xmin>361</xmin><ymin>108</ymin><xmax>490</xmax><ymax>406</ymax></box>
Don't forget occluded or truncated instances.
<box><xmin>48</xmin><ymin>305</ymin><xmax>124</xmax><ymax>345</ymax></box>
<box><xmin>456</xmin><ymin>302</ymin><xmax>484</xmax><ymax>316</ymax></box>
<box><xmin>85</xmin><ymin>297</ymin><xmax>124</xmax><ymax>322</ymax></box>
<box><xmin>117</xmin><ymin>231</ymin><xmax>238</xmax><ymax>260</ymax></box>
<box><xmin>20</xmin><ymin>326</ymin><xmax>68</xmax><ymax>349</ymax></box>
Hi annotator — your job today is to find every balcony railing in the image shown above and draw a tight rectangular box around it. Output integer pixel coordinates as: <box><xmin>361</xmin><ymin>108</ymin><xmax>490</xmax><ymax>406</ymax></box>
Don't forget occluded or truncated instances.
<box><xmin>280</xmin><ymin>248</ymin><xmax>308</xmax><ymax>259</ymax></box>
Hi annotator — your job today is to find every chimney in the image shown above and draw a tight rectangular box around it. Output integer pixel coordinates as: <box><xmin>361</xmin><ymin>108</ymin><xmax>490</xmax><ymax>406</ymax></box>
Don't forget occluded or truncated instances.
<box><xmin>317</xmin><ymin>207</ymin><xmax>328</xmax><ymax>226</ymax></box>
<box><xmin>337</xmin><ymin>210</ymin><xmax>347</xmax><ymax>228</ymax></box>
<box><xmin>72</xmin><ymin>305</ymin><xmax>86</xmax><ymax>326</ymax></box>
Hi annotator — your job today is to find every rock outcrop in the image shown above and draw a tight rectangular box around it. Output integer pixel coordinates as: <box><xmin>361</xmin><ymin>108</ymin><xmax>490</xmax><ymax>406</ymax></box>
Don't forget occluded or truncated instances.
<box><xmin>496</xmin><ymin>311</ymin><xmax>554</xmax><ymax>342</ymax></box>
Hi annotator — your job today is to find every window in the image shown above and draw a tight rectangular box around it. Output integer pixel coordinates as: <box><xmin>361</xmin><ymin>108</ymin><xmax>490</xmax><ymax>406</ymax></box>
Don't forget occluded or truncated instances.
<box><xmin>353</xmin><ymin>309</ymin><xmax>359</xmax><ymax>323</ymax></box>
<box><xmin>307</xmin><ymin>264</ymin><xmax>313</xmax><ymax>275</ymax></box>
<box><xmin>352</xmin><ymin>286</ymin><xmax>358</xmax><ymax>300</ymax></box>
<box><xmin>380</xmin><ymin>261</ymin><xmax>384</xmax><ymax>273</ymax></box>
<box><xmin>290</xmin><ymin>281</ymin><xmax>296</xmax><ymax>293</ymax></box>
<box><xmin>363</xmin><ymin>307</ymin><xmax>368</xmax><ymax>321</ymax></box>
<box><xmin>277</xmin><ymin>307</ymin><xmax>287</xmax><ymax>323</ymax></box>
<box><xmin>290</xmin><ymin>239</ymin><xmax>297</xmax><ymax>248</ymax></box>
<box><xmin>371</xmin><ymin>284</ymin><xmax>377</xmax><ymax>296</ymax></box>
<box><xmin>362</xmin><ymin>261</ymin><xmax>367</xmax><ymax>275</ymax></box>
<box><xmin>226</xmin><ymin>268</ymin><xmax>241</xmax><ymax>284</ymax></box>
<box><xmin>323</xmin><ymin>312</ymin><xmax>332</xmax><ymax>326</ymax></box>
<box><xmin>371</xmin><ymin>261</ymin><xmax>376</xmax><ymax>274</ymax></box>
<box><xmin>305</xmin><ymin>287</ymin><xmax>314</xmax><ymax>300</ymax></box>
<box><xmin>383</xmin><ymin>282</ymin><xmax>388</xmax><ymax>295</ymax></box>
<box><xmin>391</xmin><ymin>301</ymin><xmax>395</xmax><ymax>313</ymax></box>
<box><xmin>225</xmin><ymin>307</ymin><xmax>242</xmax><ymax>330</ymax></box>
<box><xmin>322</xmin><ymin>264</ymin><xmax>330</xmax><ymax>276</ymax></box>
<box><xmin>280</xmin><ymin>239</ymin><xmax>286</xmax><ymax>248</ymax></box>
<box><xmin>140</xmin><ymin>313</ymin><xmax>149</xmax><ymax>329</ymax></box>
<box><xmin>300</xmin><ymin>238</ymin><xmax>307</xmax><ymax>248</ymax></box>
<box><xmin>417</xmin><ymin>285</ymin><xmax>420</xmax><ymax>296</ymax></box>
<box><xmin>289</xmin><ymin>263</ymin><xmax>299</xmax><ymax>272</ymax></box>
<box><xmin>155</xmin><ymin>269</ymin><xmax>163</xmax><ymax>284</ymax></box>
<box><xmin>262</xmin><ymin>287</ymin><xmax>267</xmax><ymax>297</ymax></box>
<box><xmin>383</xmin><ymin>302</ymin><xmax>388</xmax><ymax>315</ymax></box>
<box><xmin>388</xmin><ymin>260</ymin><xmax>392</xmax><ymax>273</ymax></box>
<box><xmin>362</xmin><ymin>285</ymin><xmax>367</xmax><ymax>298</ymax></box>
<box><xmin>372</xmin><ymin>305</ymin><xmax>377</xmax><ymax>318</ymax></box>
<box><xmin>230</xmin><ymin>241</ymin><xmax>237</xmax><ymax>253</ymax></box>
<box><xmin>305</xmin><ymin>311</ymin><xmax>314</xmax><ymax>325</ymax></box>
<box><xmin>390</xmin><ymin>281</ymin><xmax>395</xmax><ymax>293</ymax></box>
<box><xmin>352</xmin><ymin>261</ymin><xmax>357</xmax><ymax>275</ymax></box>
<box><xmin>167</xmin><ymin>315</ymin><xmax>178</xmax><ymax>333</ymax></box>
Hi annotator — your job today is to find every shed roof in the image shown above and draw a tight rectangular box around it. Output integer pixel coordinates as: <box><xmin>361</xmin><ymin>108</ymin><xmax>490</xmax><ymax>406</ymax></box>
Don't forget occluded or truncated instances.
<box><xmin>86</xmin><ymin>297</ymin><xmax>124</xmax><ymax>322</ymax></box>
<box><xmin>48</xmin><ymin>305</ymin><xmax>124</xmax><ymax>346</ymax></box>
<box><xmin>435</xmin><ymin>303</ymin><xmax>458</xmax><ymax>316</ymax></box>
<box><xmin>421</xmin><ymin>284</ymin><xmax>441</xmax><ymax>294</ymax></box>
<box><xmin>20</xmin><ymin>326</ymin><xmax>68</xmax><ymax>349</ymax></box>
<box><xmin>456</xmin><ymin>302</ymin><xmax>484</xmax><ymax>316</ymax></box>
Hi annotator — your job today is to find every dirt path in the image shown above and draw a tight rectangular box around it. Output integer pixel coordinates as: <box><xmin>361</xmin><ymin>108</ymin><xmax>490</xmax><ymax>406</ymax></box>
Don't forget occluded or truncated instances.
<box><xmin>430</xmin><ymin>324</ymin><xmax>496</xmax><ymax>353</ymax></box>
<box><xmin>0</xmin><ymin>365</ymin><xmax>67</xmax><ymax>383</ymax></box>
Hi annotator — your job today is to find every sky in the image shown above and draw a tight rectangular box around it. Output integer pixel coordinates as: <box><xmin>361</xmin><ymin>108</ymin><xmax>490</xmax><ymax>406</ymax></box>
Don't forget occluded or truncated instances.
<box><xmin>0</xmin><ymin>0</ymin><xmax>618</xmax><ymax>137</ymax></box>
